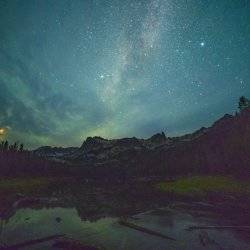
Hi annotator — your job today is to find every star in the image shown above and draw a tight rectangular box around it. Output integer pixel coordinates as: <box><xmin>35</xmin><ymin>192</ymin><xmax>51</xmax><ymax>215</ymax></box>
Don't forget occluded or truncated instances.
<box><xmin>200</xmin><ymin>42</ymin><xmax>205</xmax><ymax>47</ymax></box>
<box><xmin>0</xmin><ymin>0</ymin><xmax>249</xmax><ymax>148</ymax></box>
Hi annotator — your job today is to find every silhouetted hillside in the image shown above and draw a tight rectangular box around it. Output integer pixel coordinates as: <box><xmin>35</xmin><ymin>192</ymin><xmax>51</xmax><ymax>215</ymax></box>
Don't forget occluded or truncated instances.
<box><xmin>31</xmin><ymin>107</ymin><xmax>250</xmax><ymax>178</ymax></box>
<box><xmin>144</xmin><ymin>107</ymin><xmax>250</xmax><ymax>176</ymax></box>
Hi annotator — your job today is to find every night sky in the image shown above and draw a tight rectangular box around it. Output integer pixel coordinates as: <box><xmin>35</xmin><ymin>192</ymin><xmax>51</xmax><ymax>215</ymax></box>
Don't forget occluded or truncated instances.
<box><xmin>0</xmin><ymin>0</ymin><xmax>250</xmax><ymax>148</ymax></box>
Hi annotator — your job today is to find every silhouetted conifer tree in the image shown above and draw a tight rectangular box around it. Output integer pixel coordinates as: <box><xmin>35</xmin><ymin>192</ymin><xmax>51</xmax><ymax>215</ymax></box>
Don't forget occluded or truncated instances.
<box><xmin>19</xmin><ymin>143</ymin><xmax>24</xmax><ymax>152</ymax></box>
<box><xmin>238</xmin><ymin>96</ymin><xmax>250</xmax><ymax>111</ymax></box>
<box><xmin>4</xmin><ymin>140</ymin><xmax>8</xmax><ymax>151</ymax></box>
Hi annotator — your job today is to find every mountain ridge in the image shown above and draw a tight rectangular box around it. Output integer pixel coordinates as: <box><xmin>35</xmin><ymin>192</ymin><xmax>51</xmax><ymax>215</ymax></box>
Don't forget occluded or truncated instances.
<box><xmin>33</xmin><ymin>107</ymin><xmax>250</xmax><ymax>177</ymax></box>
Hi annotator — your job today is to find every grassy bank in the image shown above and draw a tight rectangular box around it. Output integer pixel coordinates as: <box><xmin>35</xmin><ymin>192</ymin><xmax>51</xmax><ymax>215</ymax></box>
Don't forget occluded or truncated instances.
<box><xmin>0</xmin><ymin>177</ymin><xmax>70</xmax><ymax>196</ymax></box>
<box><xmin>156</xmin><ymin>176</ymin><xmax>250</xmax><ymax>198</ymax></box>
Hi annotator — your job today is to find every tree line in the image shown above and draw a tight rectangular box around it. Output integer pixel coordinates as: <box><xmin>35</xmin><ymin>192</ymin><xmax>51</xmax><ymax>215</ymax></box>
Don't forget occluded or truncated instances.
<box><xmin>0</xmin><ymin>141</ymin><xmax>24</xmax><ymax>152</ymax></box>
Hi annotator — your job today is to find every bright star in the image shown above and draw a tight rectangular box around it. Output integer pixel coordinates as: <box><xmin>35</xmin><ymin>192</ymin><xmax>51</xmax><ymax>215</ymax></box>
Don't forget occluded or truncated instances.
<box><xmin>200</xmin><ymin>42</ymin><xmax>205</xmax><ymax>47</ymax></box>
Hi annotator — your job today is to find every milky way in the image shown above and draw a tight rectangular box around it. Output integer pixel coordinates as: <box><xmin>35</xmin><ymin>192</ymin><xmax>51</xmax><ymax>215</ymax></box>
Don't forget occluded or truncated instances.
<box><xmin>0</xmin><ymin>0</ymin><xmax>249</xmax><ymax>148</ymax></box>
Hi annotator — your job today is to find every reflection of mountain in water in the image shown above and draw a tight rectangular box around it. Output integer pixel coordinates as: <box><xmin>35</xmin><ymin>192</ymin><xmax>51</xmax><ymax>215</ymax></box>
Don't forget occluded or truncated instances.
<box><xmin>0</xmin><ymin>181</ymin><xmax>170</xmax><ymax>222</ymax></box>
<box><xmin>2</xmin><ymin>200</ymin><xmax>250</xmax><ymax>250</ymax></box>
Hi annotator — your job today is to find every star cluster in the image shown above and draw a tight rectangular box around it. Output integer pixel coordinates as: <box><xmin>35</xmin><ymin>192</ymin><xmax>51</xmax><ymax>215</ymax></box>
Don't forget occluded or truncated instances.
<box><xmin>0</xmin><ymin>0</ymin><xmax>249</xmax><ymax>148</ymax></box>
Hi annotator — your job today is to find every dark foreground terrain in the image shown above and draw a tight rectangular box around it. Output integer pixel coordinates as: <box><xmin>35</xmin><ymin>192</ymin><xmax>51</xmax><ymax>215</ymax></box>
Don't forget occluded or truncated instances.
<box><xmin>0</xmin><ymin>106</ymin><xmax>249</xmax><ymax>249</ymax></box>
<box><xmin>1</xmin><ymin>176</ymin><xmax>250</xmax><ymax>249</ymax></box>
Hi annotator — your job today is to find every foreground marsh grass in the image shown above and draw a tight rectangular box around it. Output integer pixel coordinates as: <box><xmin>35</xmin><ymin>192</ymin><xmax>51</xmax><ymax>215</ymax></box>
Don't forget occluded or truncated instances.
<box><xmin>157</xmin><ymin>176</ymin><xmax>250</xmax><ymax>198</ymax></box>
<box><xmin>0</xmin><ymin>177</ymin><xmax>69</xmax><ymax>196</ymax></box>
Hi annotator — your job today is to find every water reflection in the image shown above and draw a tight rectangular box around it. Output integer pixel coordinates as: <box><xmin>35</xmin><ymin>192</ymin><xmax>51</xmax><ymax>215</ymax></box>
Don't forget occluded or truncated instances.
<box><xmin>1</xmin><ymin>182</ymin><xmax>250</xmax><ymax>249</ymax></box>
<box><xmin>1</xmin><ymin>205</ymin><xmax>250</xmax><ymax>250</ymax></box>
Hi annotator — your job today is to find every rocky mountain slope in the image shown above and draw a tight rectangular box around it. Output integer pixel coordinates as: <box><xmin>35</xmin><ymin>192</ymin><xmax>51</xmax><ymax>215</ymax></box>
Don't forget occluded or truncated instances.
<box><xmin>33</xmin><ymin>132</ymin><xmax>169</xmax><ymax>163</ymax></box>
<box><xmin>33</xmin><ymin>108</ymin><xmax>250</xmax><ymax>176</ymax></box>
<box><xmin>145</xmin><ymin>108</ymin><xmax>250</xmax><ymax>176</ymax></box>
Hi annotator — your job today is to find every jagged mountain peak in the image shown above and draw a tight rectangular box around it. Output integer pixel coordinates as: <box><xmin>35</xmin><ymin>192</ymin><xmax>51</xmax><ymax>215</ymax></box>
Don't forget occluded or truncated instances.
<box><xmin>33</xmin><ymin>108</ymin><xmax>250</xmax><ymax>174</ymax></box>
